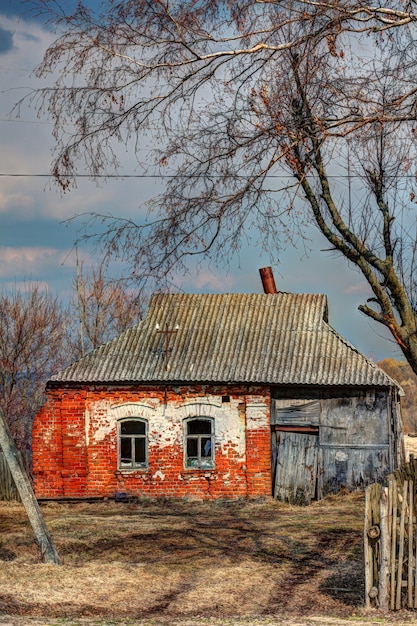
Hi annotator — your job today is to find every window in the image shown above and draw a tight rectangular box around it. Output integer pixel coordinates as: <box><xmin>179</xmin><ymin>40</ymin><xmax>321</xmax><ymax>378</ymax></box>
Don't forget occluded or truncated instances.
<box><xmin>118</xmin><ymin>419</ymin><xmax>148</xmax><ymax>469</ymax></box>
<box><xmin>185</xmin><ymin>418</ymin><xmax>214</xmax><ymax>469</ymax></box>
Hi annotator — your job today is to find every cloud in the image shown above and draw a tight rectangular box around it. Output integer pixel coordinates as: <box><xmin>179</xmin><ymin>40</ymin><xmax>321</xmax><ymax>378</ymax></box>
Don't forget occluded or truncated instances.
<box><xmin>0</xmin><ymin>14</ymin><xmax>47</xmax><ymax>64</ymax></box>
<box><xmin>0</xmin><ymin>25</ymin><xmax>13</xmax><ymax>53</ymax></box>
<box><xmin>0</xmin><ymin>10</ymin><xmax>160</xmax><ymax>224</ymax></box>
<box><xmin>344</xmin><ymin>281</ymin><xmax>371</xmax><ymax>295</ymax></box>
<box><xmin>0</xmin><ymin>187</ymin><xmax>35</xmax><ymax>213</ymax></box>
<box><xmin>0</xmin><ymin>7</ymin><xmax>403</xmax><ymax>364</ymax></box>
<box><xmin>20</xmin><ymin>30</ymin><xmax>41</xmax><ymax>43</ymax></box>
<box><xmin>0</xmin><ymin>246</ymin><xmax>64</xmax><ymax>278</ymax></box>
<box><xmin>0</xmin><ymin>0</ymin><xmax>20</xmax><ymax>19</ymax></box>
<box><xmin>186</xmin><ymin>270</ymin><xmax>235</xmax><ymax>292</ymax></box>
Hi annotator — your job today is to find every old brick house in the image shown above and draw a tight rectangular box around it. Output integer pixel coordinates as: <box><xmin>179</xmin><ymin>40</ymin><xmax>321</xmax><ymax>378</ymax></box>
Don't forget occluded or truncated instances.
<box><xmin>32</xmin><ymin>282</ymin><xmax>404</xmax><ymax>503</ymax></box>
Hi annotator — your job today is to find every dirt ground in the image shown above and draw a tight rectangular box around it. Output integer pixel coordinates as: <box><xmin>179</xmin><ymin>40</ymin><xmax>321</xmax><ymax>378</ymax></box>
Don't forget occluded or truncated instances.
<box><xmin>1</xmin><ymin>493</ymin><xmax>417</xmax><ymax>626</ymax></box>
<box><xmin>0</xmin><ymin>617</ymin><xmax>415</xmax><ymax>626</ymax></box>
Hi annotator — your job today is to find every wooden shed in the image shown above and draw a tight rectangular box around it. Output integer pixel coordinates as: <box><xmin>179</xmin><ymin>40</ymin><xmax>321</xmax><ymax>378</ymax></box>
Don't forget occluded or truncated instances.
<box><xmin>271</xmin><ymin>385</ymin><xmax>403</xmax><ymax>504</ymax></box>
<box><xmin>32</xmin><ymin>285</ymin><xmax>404</xmax><ymax>504</ymax></box>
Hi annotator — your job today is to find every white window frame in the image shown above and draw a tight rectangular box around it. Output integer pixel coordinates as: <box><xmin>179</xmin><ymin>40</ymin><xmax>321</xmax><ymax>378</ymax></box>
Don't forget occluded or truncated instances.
<box><xmin>184</xmin><ymin>417</ymin><xmax>215</xmax><ymax>469</ymax></box>
<box><xmin>118</xmin><ymin>418</ymin><xmax>148</xmax><ymax>470</ymax></box>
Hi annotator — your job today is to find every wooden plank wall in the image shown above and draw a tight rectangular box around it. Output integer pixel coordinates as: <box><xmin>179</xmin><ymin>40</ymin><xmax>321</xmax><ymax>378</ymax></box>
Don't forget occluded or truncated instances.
<box><xmin>273</xmin><ymin>431</ymin><xmax>318</xmax><ymax>505</ymax></box>
<box><xmin>0</xmin><ymin>450</ymin><xmax>30</xmax><ymax>501</ymax></box>
<box><xmin>365</xmin><ymin>457</ymin><xmax>417</xmax><ymax>610</ymax></box>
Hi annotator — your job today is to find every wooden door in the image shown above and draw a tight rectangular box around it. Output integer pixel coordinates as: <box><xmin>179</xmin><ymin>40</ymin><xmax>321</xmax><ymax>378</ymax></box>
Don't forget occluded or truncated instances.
<box><xmin>273</xmin><ymin>431</ymin><xmax>319</xmax><ymax>505</ymax></box>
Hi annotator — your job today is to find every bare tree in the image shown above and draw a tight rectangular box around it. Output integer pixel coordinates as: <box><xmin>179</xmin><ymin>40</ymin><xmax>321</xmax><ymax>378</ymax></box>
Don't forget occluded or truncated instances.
<box><xmin>71</xmin><ymin>257</ymin><xmax>144</xmax><ymax>357</ymax></box>
<box><xmin>0</xmin><ymin>284</ymin><xmax>69</xmax><ymax>449</ymax></box>
<box><xmin>378</xmin><ymin>358</ymin><xmax>417</xmax><ymax>433</ymax></box>
<box><xmin>25</xmin><ymin>1</ymin><xmax>417</xmax><ymax>371</ymax></box>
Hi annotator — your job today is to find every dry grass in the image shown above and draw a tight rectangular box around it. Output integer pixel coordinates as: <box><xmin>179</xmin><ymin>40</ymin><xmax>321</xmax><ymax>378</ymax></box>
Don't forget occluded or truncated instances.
<box><xmin>0</xmin><ymin>493</ymin><xmax>415</xmax><ymax>625</ymax></box>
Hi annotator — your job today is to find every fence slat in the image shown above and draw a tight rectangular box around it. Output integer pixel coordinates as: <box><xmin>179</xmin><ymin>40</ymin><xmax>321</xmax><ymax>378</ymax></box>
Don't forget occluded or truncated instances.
<box><xmin>415</xmin><ymin>496</ymin><xmax>417</xmax><ymax>609</ymax></box>
<box><xmin>379</xmin><ymin>487</ymin><xmax>390</xmax><ymax>610</ymax></box>
<box><xmin>396</xmin><ymin>480</ymin><xmax>408</xmax><ymax>610</ymax></box>
<box><xmin>409</xmin><ymin>480</ymin><xmax>414</xmax><ymax>608</ymax></box>
<box><xmin>364</xmin><ymin>485</ymin><xmax>373</xmax><ymax>609</ymax></box>
<box><xmin>390</xmin><ymin>476</ymin><xmax>398</xmax><ymax>611</ymax></box>
<box><xmin>365</xmin><ymin>457</ymin><xmax>417</xmax><ymax>612</ymax></box>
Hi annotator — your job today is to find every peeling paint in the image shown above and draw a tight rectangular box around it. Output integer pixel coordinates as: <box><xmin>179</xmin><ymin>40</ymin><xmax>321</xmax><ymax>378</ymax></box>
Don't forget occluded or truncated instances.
<box><xmin>335</xmin><ymin>450</ymin><xmax>349</xmax><ymax>462</ymax></box>
<box><xmin>33</xmin><ymin>385</ymin><xmax>272</xmax><ymax>500</ymax></box>
<box><xmin>87</xmin><ymin>399</ymin><xmax>113</xmax><ymax>442</ymax></box>
<box><xmin>246</xmin><ymin>398</ymin><xmax>269</xmax><ymax>431</ymax></box>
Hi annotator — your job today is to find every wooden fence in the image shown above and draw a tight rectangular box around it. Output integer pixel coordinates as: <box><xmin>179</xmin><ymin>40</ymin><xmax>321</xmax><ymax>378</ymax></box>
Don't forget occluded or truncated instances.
<box><xmin>0</xmin><ymin>450</ymin><xmax>30</xmax><ymax>501</ymax></box>
<box><xmin>365</xmin><ymin>456</ymin><xmax>417</xmax><ymax>610</ymax></box>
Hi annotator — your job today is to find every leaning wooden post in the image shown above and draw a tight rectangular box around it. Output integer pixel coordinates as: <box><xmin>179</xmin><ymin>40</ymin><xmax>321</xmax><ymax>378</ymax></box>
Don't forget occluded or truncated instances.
<box><xmin>0</xmin><ymin>408</ymin><xmax>60</xmax><ymax>564</ymax></box>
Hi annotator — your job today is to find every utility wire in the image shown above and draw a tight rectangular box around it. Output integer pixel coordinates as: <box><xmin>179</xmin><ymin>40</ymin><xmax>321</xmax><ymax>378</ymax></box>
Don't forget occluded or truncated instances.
<box><xmin>0</xmin><ymin>173</ymin><xmax>416</xmax><ymax>179</ymax></box>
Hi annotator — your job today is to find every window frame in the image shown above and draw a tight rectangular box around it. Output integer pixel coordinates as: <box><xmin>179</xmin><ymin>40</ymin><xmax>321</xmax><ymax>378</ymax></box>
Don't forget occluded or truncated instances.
<box><xmin>184</xmin><ymin>417</ymin><xmax>215</xmax><ymax>470</ymax></box>
<box><xmin>118</xmin><ymin>417</ymin><xmax>148</xmax><ymax>470</ymax></box>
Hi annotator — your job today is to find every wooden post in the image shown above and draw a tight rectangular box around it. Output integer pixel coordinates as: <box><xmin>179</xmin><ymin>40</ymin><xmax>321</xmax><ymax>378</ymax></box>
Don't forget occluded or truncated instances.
<box><xmin>379</xmin><ymin>486</ymin><xmax>391</xmax><ymax>610</ymax></box>
<box><xmin>364</xmin><ymin>485</ymin><xmax>373</xmax><ymax>609</ymax></box>
<box><xmin>414</xmin><ymin>486</ymin><xmax>417</xmax><ymax>609</ymax></box>
<box><xmin>396</xmin><ymin>480</ymin><xmax>408</xmax><ymax>609</ymax></box>
<box><xmin>0</xmin><ymin>408</ymin><xmax>60</xmax><ymax>564</ymax></box>
<box><xmin>390</xmin><ymin>476</ymin><xmax>398</xmax><ymax>611</ymax></box>
<box><xmin>388</xmin><ymin>474</ymin><xmax>393</xmax><ymax>539</ymax></box>
<box><xmin>408</xmin><ymin>480</ymin><xmax>414</xmax><ymax>608</ymax></box>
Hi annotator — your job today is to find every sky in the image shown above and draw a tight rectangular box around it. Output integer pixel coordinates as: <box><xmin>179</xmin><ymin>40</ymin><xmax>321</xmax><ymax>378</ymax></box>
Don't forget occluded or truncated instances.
<box><xmin>0</xmin><ymin>0</ymin><xmax>404</xmax><ymax>363</ymax></box>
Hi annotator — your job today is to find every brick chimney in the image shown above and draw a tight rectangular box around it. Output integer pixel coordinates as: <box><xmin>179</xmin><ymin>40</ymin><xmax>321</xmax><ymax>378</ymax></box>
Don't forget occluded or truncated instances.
<box><xmin>259</xmin><ymin>267</ymin><xmax>278</xmax><ymax>294</ymax></box>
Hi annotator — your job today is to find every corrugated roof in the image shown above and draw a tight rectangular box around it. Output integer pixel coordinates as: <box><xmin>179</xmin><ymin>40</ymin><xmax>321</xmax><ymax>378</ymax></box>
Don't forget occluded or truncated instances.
<box><xmin>51</xmin><ymin>292</ymin><xmax>396</xmax><ymax>387</ymax></box>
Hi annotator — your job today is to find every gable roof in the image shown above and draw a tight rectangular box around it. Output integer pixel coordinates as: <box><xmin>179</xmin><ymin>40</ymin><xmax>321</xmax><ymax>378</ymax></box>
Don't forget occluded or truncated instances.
<box><xmin>51</xmin><ymin>292</ymin><xmax>396</xmax><ymax>387</ymax></box>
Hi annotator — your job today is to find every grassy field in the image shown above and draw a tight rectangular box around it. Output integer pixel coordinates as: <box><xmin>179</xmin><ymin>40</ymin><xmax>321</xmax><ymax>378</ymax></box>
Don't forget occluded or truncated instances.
<box><xmin>0</xmin><ymin>493</ymin><xmax>415</xmax><ymax>625</ymax></box>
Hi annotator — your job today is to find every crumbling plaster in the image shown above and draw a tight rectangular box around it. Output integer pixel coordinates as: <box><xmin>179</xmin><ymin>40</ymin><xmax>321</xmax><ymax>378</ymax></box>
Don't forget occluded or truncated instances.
<box><xmin>85</xmin><ymin>394</ymin><xmax>267</xmax><ymax>461</ymax></box>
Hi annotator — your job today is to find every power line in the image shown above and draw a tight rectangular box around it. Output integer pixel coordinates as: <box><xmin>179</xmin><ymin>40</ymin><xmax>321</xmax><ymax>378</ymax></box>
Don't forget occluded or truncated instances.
<box><xmin>0</xmin><ymin>172</ymin><xmax>416</xmax><ymax>180</ymax></box>
<box><xmin>0</xmin><ymin>118</ymin><xmax>54</xmax><ymax>125</ymax></box>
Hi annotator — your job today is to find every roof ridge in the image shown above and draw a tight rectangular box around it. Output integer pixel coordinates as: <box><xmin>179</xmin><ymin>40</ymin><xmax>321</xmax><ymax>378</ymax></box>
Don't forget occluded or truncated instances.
<box><xmin>49</xmin><ymin>292</ymin><xmax>394</xmax><ymax>387</ymax></box>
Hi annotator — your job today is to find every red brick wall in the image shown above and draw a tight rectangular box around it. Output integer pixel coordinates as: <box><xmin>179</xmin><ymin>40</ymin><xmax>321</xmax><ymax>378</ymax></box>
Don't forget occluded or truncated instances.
<box><xmin>32</xmin><ymin>385</ymin><xmax>271</xmax><ymax>500</ymax></box>
<box><xmin>32</xmin><ymin>389</ymin><xmax>64</xmax><ymax>498</ymax></box>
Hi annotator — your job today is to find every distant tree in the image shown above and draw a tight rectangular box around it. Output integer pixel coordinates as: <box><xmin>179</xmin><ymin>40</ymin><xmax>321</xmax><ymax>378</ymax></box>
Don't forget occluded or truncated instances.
<box><xmin>0</xmin><ymin>284</ymin><xmax>69</xmax><ymax>449</ymax></box>
<box><xmin>71</xmin><ymin>258</ymin><xmax>144</xmax><ymax>357</ymax></box>
<box><xmin>378</xmin><ymin>358</ymin><xmax>417</xmax><ymax>434</ymax></box>
<box><xmin>26</xmin><ymin>1</ymin><xmax>417</xmax><ymax>372</ymax></box>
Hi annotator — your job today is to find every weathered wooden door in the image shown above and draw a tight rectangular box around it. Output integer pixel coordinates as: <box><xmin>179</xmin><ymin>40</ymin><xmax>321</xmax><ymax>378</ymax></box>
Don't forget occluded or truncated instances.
<box><xmin>273</xmin><ymin>430</ymin><xmax>319</xmax><ymax>505</ymax></box>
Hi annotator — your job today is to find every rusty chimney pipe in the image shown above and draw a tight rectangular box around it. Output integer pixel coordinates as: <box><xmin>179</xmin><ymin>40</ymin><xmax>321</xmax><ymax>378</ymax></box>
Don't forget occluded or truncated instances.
<box><xmin>259</xmin><ymin>266</ymin><xmax>278</xmax><ymax>294</ymax></box>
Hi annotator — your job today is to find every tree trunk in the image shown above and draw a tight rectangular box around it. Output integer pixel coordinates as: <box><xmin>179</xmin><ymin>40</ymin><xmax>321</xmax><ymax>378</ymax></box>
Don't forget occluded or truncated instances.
<box><xmin>0</xmin><ymin>408</ymin><xmax>60</xmax><ymax>564</ymax></box>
